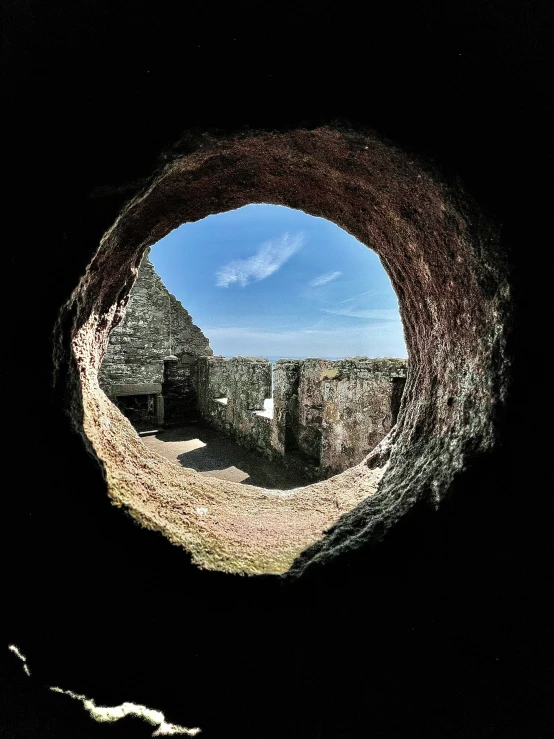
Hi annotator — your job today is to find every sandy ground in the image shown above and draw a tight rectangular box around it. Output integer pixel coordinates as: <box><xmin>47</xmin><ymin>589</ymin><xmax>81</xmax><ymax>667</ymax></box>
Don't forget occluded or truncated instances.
<box><xmin>141</xmin><ymin>424</ymin><xmax>313</xmax><ymax>489</ymax></box>
<box><xmin>134</xmin><ymin>424</ymin><xmax>385</xmax><ymax>573</ymax></box>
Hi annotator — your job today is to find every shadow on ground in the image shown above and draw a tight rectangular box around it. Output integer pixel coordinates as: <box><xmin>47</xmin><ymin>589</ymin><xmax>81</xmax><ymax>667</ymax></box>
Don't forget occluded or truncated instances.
<box><xmin>141</xmin><ymin>424</ymin><xmax>312</xmax><ymax>489</ymax></box>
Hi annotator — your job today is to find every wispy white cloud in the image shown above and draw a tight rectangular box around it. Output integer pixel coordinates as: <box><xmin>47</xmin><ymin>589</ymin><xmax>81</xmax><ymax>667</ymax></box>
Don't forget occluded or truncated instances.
<box><xmin>308</xmin><ymin>270</ymin><xmax>342</xmax><ymax>287</ymax></box>
<box><xmin>216</xmin><ymin>232</ymin><xmax>304</xmax><ymax>288</ymax></box>
<box><xmin>320</xmin><ymin>289</ymin><xmax>401</xmax><ymax>321</ymax></box>
<box><xmin>321</xmin><ymin>307</ymin><xmax>400</xmax><ymax>320</ymax></box>
<box><xmin>336</xmin><ymin>290</ymin><xmax>383</xmax><ymax>304</ymax></box>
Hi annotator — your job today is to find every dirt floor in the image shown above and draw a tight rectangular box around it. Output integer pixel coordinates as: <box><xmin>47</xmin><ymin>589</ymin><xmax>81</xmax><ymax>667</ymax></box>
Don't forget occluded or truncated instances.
<box><xmin>140</xmin><ymin>424</ymin><xmax>313</xmax><ymax>489</ymax></box>
<box><xmin>82</xmin><ymin>386</ymin><xmax>386</xmax><ymax>573</ymax></box>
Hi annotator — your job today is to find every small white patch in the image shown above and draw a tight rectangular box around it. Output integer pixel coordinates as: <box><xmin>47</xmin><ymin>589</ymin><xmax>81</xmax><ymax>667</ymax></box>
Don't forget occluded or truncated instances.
<box><xmin>261</xmin><ymin>488</ymin><xmax>297</xmax><ymax>499</ymax></box>
<box><xmin>195</xmin><ymin>506</ymin><xmax>208</xmax><ymax>516</ymax></box>
<box><xmin>102</xmin><ymin>418</ymin><xmax>111</xmax><ymax>429</ymax></box>
<box><xmin>430</xmin><ymin>479</ymin><xmax>442</xmax><ymax>506</ymax></box>
<box><xmin>50</xmin><ymin>687</ymin><xmax>200</xmax><ymax>736</ymax></box>
<box><xmin>254</xmin><ymin>397</ymin><xmax>274</xmax><ymax>419</ymax></box>
<box><xmin>8</xmin><ymin>644</ymin><xmax>31</xmax><ymax>676</ymax></box>
<box><xmin>308</xmin><ymin>270</ymin><xmax>342</xmax><ymax>287</ymax></box>
<box><xmin>154</xmin><ymin>722</ymin><xmax>201</xmax><ymax>737</ymax></box>
<box><xmin>8</xmin><ymin>644</ymin><xmax>25</xmax><ymax>661</ymax></box>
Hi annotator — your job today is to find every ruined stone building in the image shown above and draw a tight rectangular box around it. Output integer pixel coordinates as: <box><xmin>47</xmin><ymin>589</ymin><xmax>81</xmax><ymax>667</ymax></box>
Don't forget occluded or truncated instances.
<box><xmin>100</xmin><ymin>251</ymin><xmax>407</xmax><ymax>480</ymax></box>
<box><xmin>99</xmin><ymin>248</ymin><xmax>213</xmax><ymax>428</ymax></box>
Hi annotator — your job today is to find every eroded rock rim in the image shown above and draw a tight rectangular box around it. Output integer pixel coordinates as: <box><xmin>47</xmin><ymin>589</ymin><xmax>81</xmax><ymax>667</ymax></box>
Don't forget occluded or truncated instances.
<box><xmin>55</xmin><ymin>125</ymin><xmax>511</xmax><ymax>576</ymax></box>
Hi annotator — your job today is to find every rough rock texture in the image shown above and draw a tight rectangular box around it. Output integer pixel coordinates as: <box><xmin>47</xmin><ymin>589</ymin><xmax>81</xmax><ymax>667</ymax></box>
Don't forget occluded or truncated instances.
<box><xmin>195</xmin><ymin>354</ymin><xmax>229</xmax><ymax>406</ymax></box>
<box><xmin>225</xmin><ymin>356</ymin><xmax>272</xmax><ymax>413</ymax></box>
<box><xmin>56</xmin><ymin>126</ymin><xmax>510</xmax><ymax>576</ymax></box>
<box><xmin>196</xmin><ymin>355</ymin><xmax>277</xmax><ymax>467</ymax></box>
<box><xmin>80</xmin><ymin>374</ymin><xmax>387</xmax><ymax>574</ymax></box>
<box><xmin>301</xmin><ymin>357</ymin><xmax>407</xmax><ymax>475</ymax></box>
<box><xmin>271</xmin><ymin>359</ymin><xmax>303</xmax><ymax>456</ymax></box>
<box><xmin>196</xmin><ymin>356</ymin><xmax>272</xmax><ymax>420</ymax></box>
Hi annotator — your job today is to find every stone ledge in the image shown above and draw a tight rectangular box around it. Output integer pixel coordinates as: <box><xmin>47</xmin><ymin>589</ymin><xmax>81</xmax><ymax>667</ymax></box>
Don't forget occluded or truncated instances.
<box><xmin>110</xmin><ymin>383</ymin><xmax>162</xmax><ymax>396</ymax></box>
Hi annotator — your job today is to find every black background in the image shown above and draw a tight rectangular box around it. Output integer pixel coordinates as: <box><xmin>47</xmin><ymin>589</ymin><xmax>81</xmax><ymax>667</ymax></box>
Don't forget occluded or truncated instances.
<box><xmin>2</xmin><ymin>1</ymin><xmax>553</xmax><ymax>737</ymax></box>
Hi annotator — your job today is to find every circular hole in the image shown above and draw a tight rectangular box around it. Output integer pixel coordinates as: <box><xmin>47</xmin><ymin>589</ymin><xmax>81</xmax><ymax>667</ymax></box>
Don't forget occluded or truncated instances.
<box><xmin>101</xmin><ymin>204</ymin><xmax>406</xmax><ymax>489</ymax></box>
<box><xmin>56</xmin><ymin>126</ymin><xmax>511</xmax><ymax>576</ymax></box>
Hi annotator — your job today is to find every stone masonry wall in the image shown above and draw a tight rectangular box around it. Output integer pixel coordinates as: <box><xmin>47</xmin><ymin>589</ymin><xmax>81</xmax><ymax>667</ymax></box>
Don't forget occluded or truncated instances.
<box><xmin>196</xmin><ymin>355</ymin><xmax>408</xmax><ymax>480</ymax></box>
<box><xmin>99</xmin><ymin>248</ymin><xmax>212</xmax><ymax>425</ymax></box>
<box><xmin>295</xmin><ymin>359</ymin><xmax>336</xmax><ymax>462</ymax></box>
<box><xmin>317</xmin><ymin>357</ymin><xmax>407</xmax><ymax>475</ymax></box>
<box><xmin>273</xmin><ymin>357</ymin><xmax>407</xmax><ymax>476</ymax></box>
<box><xmin>271</xmin><ymin>359</ymin><xmax>302</xmax><ymax>457</ymax></box>
<box><xmin>196</xmin><ymin>356</ymin><xmax>274</xmax><ymax>457</ymax></box>
<box><xmin>196</xmin><ymin>355</ymin><xmax>230</xmax><ymax>419</ymax></box>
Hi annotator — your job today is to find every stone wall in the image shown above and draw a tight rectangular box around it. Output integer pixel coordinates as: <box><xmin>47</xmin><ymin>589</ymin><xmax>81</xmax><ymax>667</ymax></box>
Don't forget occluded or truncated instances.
<box><xmin>196</xmin><ymin>355</ymin><xmax>231</xmax><ymax>418</ymax></box>
<box><xmin>196</xmin><ymin>356</ymin><xmax>275</xmax><ymax>457</ymax></box>
<box><xmin>316</xmin><ymin>357</ymin><xmax>406</xmax><ymax>475</ymax></box>
<box><xmin>99</xmin><ymin>248</ymin><xmax>212</xmax><ymax>425</ymax></box>
<box><xmin>196</xmin><ymin>355</ymin><xmax>408</xmax><ymax>480</ymax></box>
<box><xmin>274</xmin><ymin>357</ymin><xmax>407</xmax><ymax>476</ymax></box>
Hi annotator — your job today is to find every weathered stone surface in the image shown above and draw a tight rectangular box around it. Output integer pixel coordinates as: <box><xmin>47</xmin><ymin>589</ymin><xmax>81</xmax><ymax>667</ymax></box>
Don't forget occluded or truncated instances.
<box><xmin>196</xmin><ymin>356</ymin><xmax>274</xmax><ymax>457</ymax></box>
<box><xmin>110</xmin><ymin>383</ymin><xmax>162</xmax><ymax>397</ymax></box>
<box><xmin>272</xmin><ymin>359</ymin><xmax>302</xmax><ymax>457</ymax></box>
<box><xmin>318</xmin><ymin>358</ymin><xmax>407</xmax><ymax>475</ymax></box>
<box><xmin>99</xmin><ymin>248</ymin><xmax>212</xmax><ymax>390</ymax></box>
<box><xmin>226</xmin><ymin>357</ymin><xmax>272</xmax><ymax>412</ymax></box>
<box><xmin>294</xmin><ymin>359</ymin><xmax>334</xmax><ymax>463</ymax></box>
<box><xmin>195</xmin><ymin>354</ymin><xmax>407</xmax><ymax>480</ymax></box>
<box><xmin>196</xmin><ymin>355</ymin><xmax>230</xmax><ymax>417</ymax></box>
<box><xmin>98</xmin><ymin>248</ymin><xmax>212</xmax><ymax>424</ymax></box>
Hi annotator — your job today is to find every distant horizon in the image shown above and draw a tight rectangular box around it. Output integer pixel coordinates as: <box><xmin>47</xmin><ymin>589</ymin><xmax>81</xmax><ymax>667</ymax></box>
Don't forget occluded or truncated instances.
<box><xmin>220</xmin><ymin>354</ymin><xmax>405</xmax><ymax>361</ymax></box>
<box><xmin>151</xmin><ymin>204</ymin><xmax>407</xmax><ymax>359</ymax></box>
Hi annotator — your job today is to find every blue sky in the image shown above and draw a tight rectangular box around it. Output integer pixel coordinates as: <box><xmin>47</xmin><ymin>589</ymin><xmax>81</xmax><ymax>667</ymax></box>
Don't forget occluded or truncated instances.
<box><xmin>150</xmin><ymin>204</ymin><xmax>407</xmax><ymax>358</ymax></box>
